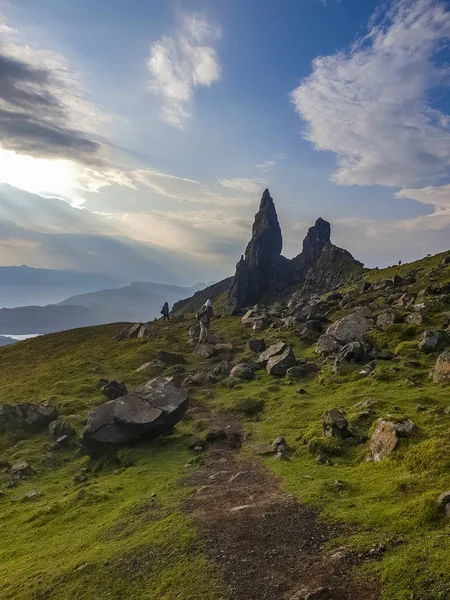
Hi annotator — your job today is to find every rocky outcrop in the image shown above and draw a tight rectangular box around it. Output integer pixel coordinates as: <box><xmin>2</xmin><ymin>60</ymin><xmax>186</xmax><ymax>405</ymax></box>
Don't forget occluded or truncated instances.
<box><xmin>80</xmin><ymin>377</ymin><xmax>189</xmax><ymax>454</ymax></box>
<box><xmin>228</xmin><ymin>190</ymin><xmax>293</xmax><ymax>312</ymax></box>
<box><xmin>0</xmin><ymin>402</ymin><xmax>57</xmax><ymax>434</ymax></box>
<box><xmin>174</xmin><ymin>190</ymin><xmax>365</xmax><ymax>315</ymax></box>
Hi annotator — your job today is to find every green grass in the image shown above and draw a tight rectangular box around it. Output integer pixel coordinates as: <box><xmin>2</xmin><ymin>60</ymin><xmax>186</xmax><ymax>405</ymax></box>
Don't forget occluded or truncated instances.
<box><xmin>1</xmin><ymin>249</ymin><xmax>450</xmax><ymax>599</ymax></box>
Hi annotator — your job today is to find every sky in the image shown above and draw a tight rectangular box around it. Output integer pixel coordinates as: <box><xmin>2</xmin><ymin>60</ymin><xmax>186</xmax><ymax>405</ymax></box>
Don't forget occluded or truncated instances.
<box><xmin>1</xmin><ymin>0</ymin><xmax>450</xmax><ymax>284</ymax></box>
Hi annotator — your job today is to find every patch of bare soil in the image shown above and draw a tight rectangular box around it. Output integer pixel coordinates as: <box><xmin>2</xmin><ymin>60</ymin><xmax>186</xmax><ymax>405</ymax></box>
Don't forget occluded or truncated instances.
<box><xmin>184</xmin><ymin>409</ymin><xmax>379</xmax><ymax>600</ymax></box>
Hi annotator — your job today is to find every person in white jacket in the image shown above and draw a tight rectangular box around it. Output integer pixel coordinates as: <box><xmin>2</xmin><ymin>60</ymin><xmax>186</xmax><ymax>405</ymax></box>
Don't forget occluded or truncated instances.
<box><xmin>197</xmin><ymin>299</ymin><xmax>213</xmax><ymax>343</ymax></box>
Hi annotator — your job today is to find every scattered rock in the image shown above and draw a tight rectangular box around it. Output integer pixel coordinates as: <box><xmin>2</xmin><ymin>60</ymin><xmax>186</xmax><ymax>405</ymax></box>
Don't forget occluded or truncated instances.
<box><xmin>316</xmin><ymin>334</ymin><xmax>341</xmax><ymax>357</ymax></box>
<box><xmin>326</xmin><ymin>311</ymin><xmax>372</xmax><ymax>344</ymax></box>
<box><xmin>0</xmin><ymin>402</ymin><xmax>57</xmax><ymax>434</ymax></box>
<box><xmin>229</xmin><ymin>363</ymin><xmax>255</xmax><ymax>381</ymax></box>
<box><xmin>322</xmin><ymin>409</ymin><xmax>351</xmax><ymax>439</ymax></box>
<box><xmin>287</xmin><ymin>362</ymin><xmax>319</xmax><ymax>379</ymax></box>
<box><xmin>209</xmin><ymin>361</ymin><xmax>234</xmax><ymax>379</ymax></box>
<box><xmin>393</xmin><ymin>274</ymin><xmax>404</xmax><ymax>286</ymax></box>
<box><xmin>50</xmin><ymin>435</ymin><xmax>71</xmax><ymax>451</ymax></box>
<box><xmin>376</xmin><ymin>309</ymin><xmax>397</xmax><ymax>331</ymax></box>
<box><xmin>136</xmin><ymin>360</ymin><xmax>165</xmax><ymax>373</ymax></box>
<box><xmin>11</xmin><ymin>461</ymin><xmax>34</xmax><ymax>480</ymax></box>
<box><xmin>437</xmin><ymin>491</ymin><xmax>450</xmax><ymax>516</ymax></box>
<box><xmin>101</xmin><ymin>380</ymin><xmax>128</xmax><ymax>400</ymax></box>
<box><xmin>433</xmin><ymin>350</ymin><xmax>450</xmax><ymax>383</ymax></box>
<box><xmin>373</xmin><ymin>279</ymin><xmax>394</xmax><ymax>290</ymax></box>
<box><xmin>247</xmin><ymin>338</ymin><xmax>266</xmax><ymax>353</ymax></box>
<box><xmin>73</xmin><ymin>468</ymin><xmax>89</xmax><ymax>485</ymax></box>
<box><xmin>241</xmin><ymin>309</ymin><xmax>268</xmax><ymax>330</ymax></box>
<box><xmin>257</xmin><ymin>342</ymin><xmax>288</xmax><ymax>366</ymax></box>
<box><xmin>357</xmin><ymin>281</ymin><xmax>372</xmax><ymax>294</ymax></box>
<box><xmin>369</xmin><ymin>418</ymin><xmax>416</xmax><ymax>461</ymax></box>
<box><xmin>48</xmin><ymin>419</ymin><xmax>75</xmax><ymax>441</ymax></box>
<box><xmin>418</xmin><ymin>330</ymin><xmax>447</xmax><ymax>353</ymax></box>
<box><xmin>155</xmin><ymin>351</ymin><xmax>186</xmax><ymax>366</ymax></box>
<box><xmin>22</xmin><ymin>490</ymin><xmax>42</xmax><ymax>501</ymax></box>
<box><xmin>405</xmin><ymin>313</ymin><xmax>423</xmax><ymax>326</ymax></box>
<box><xmin>316</xmin><ymin>453</ymin><xmax>333</xmax><ymax>466</ymax></box>
<box><xmin>80</xmin><ymin>377</ymin><xmax>189</xmax><ymax>453</ymax></box>
<box><xmin>266</xmin><ymin>346</ymin><xmax>297</xmax><ymax>376</ymax></box>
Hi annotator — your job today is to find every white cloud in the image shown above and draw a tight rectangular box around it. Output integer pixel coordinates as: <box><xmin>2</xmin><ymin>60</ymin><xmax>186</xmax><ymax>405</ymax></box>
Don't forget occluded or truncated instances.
<box><xmin>218</xmin><ymin>178</ymin><xmax>264</xmax><ymax>194</ymax></box>
<box><xmin>395</xmin><ymin>184</ymin><xmax>450</xmax><ymax>208</ymax></box>
<box><xmin>147</xmin><ymin>14</ymin><xmax>221</xmax><ymax>127</ymax></box>
<box><xmin>291</xmin><ymin>0</ymin><xmax>450</xmax><ymax>188</ymax></box>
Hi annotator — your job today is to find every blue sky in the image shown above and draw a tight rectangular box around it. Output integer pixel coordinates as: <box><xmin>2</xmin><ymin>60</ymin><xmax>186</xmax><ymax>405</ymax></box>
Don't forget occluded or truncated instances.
<box><xmin>1</xmin><ymin>0</ymin><xmax>450</xmax><ymax>283</ymax></box>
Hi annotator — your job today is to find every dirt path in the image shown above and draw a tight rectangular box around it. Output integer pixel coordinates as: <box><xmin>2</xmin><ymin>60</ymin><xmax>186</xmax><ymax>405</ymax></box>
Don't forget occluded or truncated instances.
<box><xmin>184</xmin><ymin>407</ymin><xmax>379</xmax><ymax>600</ymax></box>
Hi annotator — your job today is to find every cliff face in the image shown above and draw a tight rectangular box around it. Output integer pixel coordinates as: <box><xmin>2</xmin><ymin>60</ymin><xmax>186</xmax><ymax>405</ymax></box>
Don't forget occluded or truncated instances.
<box><xmin>174</xmin><ymin>189</ymin><xmax>364</xmax><ymax>315</ymax></box>
<box><xmin>227</xmin><ymin>190</ymin><xmax>364</xmax><ymax>313</ymax></box>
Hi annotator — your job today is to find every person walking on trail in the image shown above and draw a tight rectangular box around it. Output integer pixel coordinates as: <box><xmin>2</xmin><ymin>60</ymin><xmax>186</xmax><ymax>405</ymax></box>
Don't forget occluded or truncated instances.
<box><xmin>197</xmin><ymin>299</ymin><xmax>213</xmax><ymax>343</ymax></box>
<box><xmin>161</xmin><ymin>302</ymin><xmax>170</xmax><ymax>321</ymax></box>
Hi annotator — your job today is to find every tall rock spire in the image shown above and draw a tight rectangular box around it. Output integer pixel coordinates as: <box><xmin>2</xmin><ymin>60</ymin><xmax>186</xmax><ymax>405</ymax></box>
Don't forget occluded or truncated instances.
<box><xmin>227</xmin><ymin>189</ymin><xmax>292</xmax><ymax>313</ymax></box>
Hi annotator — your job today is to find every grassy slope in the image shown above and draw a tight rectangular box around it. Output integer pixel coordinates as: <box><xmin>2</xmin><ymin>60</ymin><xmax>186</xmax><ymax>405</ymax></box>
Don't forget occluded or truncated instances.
<box><xmin>1</xmin><ymin>250</ymin><xmax>450</xmax><ymax>599</ymax></box>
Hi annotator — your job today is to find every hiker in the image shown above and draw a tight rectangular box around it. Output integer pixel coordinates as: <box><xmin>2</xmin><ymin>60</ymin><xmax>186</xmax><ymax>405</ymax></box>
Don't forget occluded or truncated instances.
<box><xmin>161</xmin><ymin>302</ymin><xmax>170</xmax><ymax>321</ymax></box>
<box><xmin>197</xmin><ymin>299</ymin><xmax>213</xmax><ymax>343</ymax></box>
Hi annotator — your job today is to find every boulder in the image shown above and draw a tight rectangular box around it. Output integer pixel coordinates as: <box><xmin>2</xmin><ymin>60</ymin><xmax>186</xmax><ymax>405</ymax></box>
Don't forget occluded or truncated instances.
<box><xmin>322</xmin><ymin>409</ymin><xmax>351</xmax><ymax>439</ymax></box>
<box><xmin>418</xmin><ymin>330</ymin><xmax>448</xmax><ymax>353</ymax></box>
<box><xmin>393</xmin><ymin>274</ymin><xmax>404</xmax><ymax>286</ymax></box>
<box><xmin>357</xmin><ymin>281</ymin><xmax>372</xmax><ymax>294</ymax></box>
<box><xmin>101</xmin><ymin>381</ymin><xmax>128</xmax><ymax>400</ymax></box>
<box><xmin>338</xmin><ymin>341</ymin><xmax>368</xmax><ymax>362</ymax></box>
<box><xmin>442</xmin><ymin>255</ymin><xmax>450</xmax><ymax>266</ymax></box>
<box><xmin>247</xmin><ymin>338</ymin><xmax>266</xmax><ymax>353</ymax></box>
<box><xmin>11</xmin><ymin>461</ymin><xmax>34</xmax><ymax>480</ymax></box>
<box><xmin>48</xmin><ymin>420</ymin><xmax>75</xmax><ymax>441</ymax></box>
<box><xmin>50</xmin><ymin>435</ymin><xmax>71</xmax><ymax>451</ymax></box>
<box><xmin>257</xmin><ymin>342</ymin><xmax>288</xmax><ymax>366</ymax></box>
<box><xmin>155</xmin><ymin>351</ymin><xmax>186</xmax><ymax>366</ymax></box>
<box><xmin>80</xmin><ymin>377</ymin><xmax>189</xmax><ymax>453</ymax></box>
<box><xmin>266</xmin><ymin>347</ymin><xmax>297</xmax><ymax>376</ymax></box>
<box><xmin>397</xmin><ymin>293</ymin><xmax>415</xmax><ymax>308</ymax></box>
<box><xmin>405</xmin><ymin>312</ymin><xmax>423</xmax><ymax>326</ymax></box>
<box><xmin>326</xmin><ymin>311</ymin><xmax>372</xmax><ymax>344</ymax></box>
<box><xmin>209</xmin><ymin>361</ymin><xmax>234</xmax><ymax>378</ymax></box>
<box><xmin>241</xmin><ymin>309</ymin><xmax>268</xmax><ymax>330</ymax></box>
<box><xmin>287</xmin><ymin>362</ymin><xmax>319</xmax><ymax>379</ymax></box>
<box><xmin>373</xmin><ymin>279</ymin><xmax>394</xmax><ymax>290</ymax></box>
<box><xmin>376</xmin><ymin>309</ymin><xmax>396</xmax><ymax>331</ymax></box>
<box><xmin>437</xmin><ymin>491</ymin><xmax>450</xmax><ymax>516</ymax></box>
<box><xmin>136</xmin><ymin>360</ymin><xmax>165</xmax><ymax>373</ymax></box>
<box><xmin>316</xmin><ymin>334</ymin><xmax>341</xmax><ymax>357</ymax></box>
<box><xmin>298</xmin><ymin>320</ymin><xmax>322</xmax><ymax>341</ymax></box>
<box><xmin>433</xmin><ymin>350</ymin><xmax>450</xmax><ymax>383</ymax></box>
<box><xmin>0</xmin><ymin>402</ymin><xmax>57</xmax><ymax>434</ymax></box>
<box><xmin>229</xmin><ymin>363</ymin><xmax>255</xmax><ymax>381</ymax></box>
<box><xmin>369</xmin><ymin>418</ymin><xmax>416</xmax><ymax>461</ymax></box>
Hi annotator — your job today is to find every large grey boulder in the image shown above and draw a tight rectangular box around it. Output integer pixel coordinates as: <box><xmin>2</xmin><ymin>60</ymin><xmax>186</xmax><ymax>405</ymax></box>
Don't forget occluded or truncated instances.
<box><xmin>316</xmin><ymin>334</ymin><xmax>341</xmax><ymax>357</ymax></box>
<box><xmin>326</xmin><ymin>312</ymin><xmax>372</xmax><ymax>344</ymax></box>
<box><xmin>0</xmin><ymin>402</ymin><xmax>57</xmax><ymax>434</ymax></box>
<box><xmin>258</xmin><ymin>342</ymin><xmax>288</xmax><ymax>366</ymax></box>
<box><xmin>266</xmin><ymin>347</ymin><xmax>297</xmax><ymax>376</ymax></box>
<box><xmin>229</xmin><ymin>363</ymin><xmax>255</xmax><ymax>381</ymax></box>
<box><xmin>80</xmin><ymin>377</ymin><xmax>189</xmax><ymax>453</ymax></box>
<box><xmin>369</xmin><ymin>418</ymin><xmax>416</xmax><ymax>461</ymax></box>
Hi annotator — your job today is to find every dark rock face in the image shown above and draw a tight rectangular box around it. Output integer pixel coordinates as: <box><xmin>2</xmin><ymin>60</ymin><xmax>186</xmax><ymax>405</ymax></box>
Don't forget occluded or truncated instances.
<box><xmin>228</xmin><ymin>190</ymin><xmax>292</xmax><ymax>312</ymax></box>
<box><xmin>80</xmin><ymin>377</ymin><xmax>189</xmax><ymax>453</ymax></box>
<box><xmin>0</xmin><ymin>402</ymin><xmax>57</xmax><ymax>434</ymax></box>
<box><xmin>227</xmin><ymin>190</ymin><xmax>364</xmax><ymax>313</ymax></box>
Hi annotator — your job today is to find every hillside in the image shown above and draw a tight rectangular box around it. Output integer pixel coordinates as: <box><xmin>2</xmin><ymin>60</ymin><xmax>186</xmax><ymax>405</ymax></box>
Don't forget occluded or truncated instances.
<box><xmin>1</xmin><ymin>251</ymin><xmax>450</xmax><ymax>598</ymax></box>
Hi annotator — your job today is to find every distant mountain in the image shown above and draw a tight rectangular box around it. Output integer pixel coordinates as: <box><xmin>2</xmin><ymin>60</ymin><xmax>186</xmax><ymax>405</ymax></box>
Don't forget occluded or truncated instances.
<box><xmin>0</xmin><ymin>335</ymin><xmax>16</xmax><ymax>347</ymax></box>
<box><xmin>0</xmin><ymin>265</ymin><xmax>127</xmax><ymax>308</ymax></box>
<box><xmin>0</xmin><ymin>281</ymin><xmax>206</xmax><ymax>334</ymax></box>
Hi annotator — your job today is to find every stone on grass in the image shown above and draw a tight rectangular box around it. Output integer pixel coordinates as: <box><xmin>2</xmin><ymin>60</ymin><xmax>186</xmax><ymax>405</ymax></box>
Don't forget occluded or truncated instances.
<box><xmin>0</xmin><ymin>402</ymin><xmax>57</xmax><ymax>434</ymax></box>
<box><xmin>266</xmin><ymin>347</ymin><xmax>296</xmax><ymax>376</ymax></box>
<box><xmin>80</xmin><ymin>377</ymin><xmax>189</xmax><ymax>453</ymax></box>
<box><xmin>101</xmin><ymin>381</ymin><xmax>127</xmax><ymax>400</ymax></box>
<box><xmin>405</xmin><ymin>313</ymin><xmax>423</xmax><ymax>326</ymax></box>
<box><xmin>326</xmin><ymin>311</ymin><xmax>372</xmax><ymax>344</ymax></box>
<box><xmin>229</xmin><ymin>363</ymin><xmax>255</xmax><ymax>381</ymax></box>
<box><xmin>433</xmin><ymin>350</ymin><xmax>450</xmax><ymax>383</ymax></box>
<box><xmin>287</xmin><ymin>363</ymin><xmax>319</xmax><ymax>379</ymax></box>
<box><xmin>155</xmin><ymin>351</ymin><xmax>186</xmax><ymax>366</ymax></box>
<box><xmin>322</xmin><ymin>409</ymin><xmax>351</xmax><ymax>439</ymax></box>
<box><xmin>418</xmin><ymin>330</ymin><xmax>447</xmax><ymax>353</ymax></box>
<box><xmin>257</xmin><ymin>342</ymin><xmax>288</xmax><ymax>366</ymax></box>
<box><xmin>373</xmin><ymin>279</ymin><xmax>394</xmax><ymax>290</ymax></box>
<box><xmin>376</xmin><ymin>309</ymin><xmax>397</xmax><ymax>331</ymax></box>
<box><xmin>48</xmin><ymin>419</ymin><xmax>75</xmax><ymax>441</ymax></box>
<box><xmin>369</xmin><ymin>418</ymin><xmax>416</xmax><ymax>461</ymax></box>
<box><xmin>247</xmin><ymin>338</ymin><xmax>266</xmax><ymax>353</ymax></box>
<box><xmin>11</xmin><ymin>462</ymin><xmax>34</xmax><ymax>480</ymax></box>
<box><xmin>316</xmin><ymin>334</ymin><xmax>341</xmax><ymax>357</ymax></box>
<box><xmin>437</xmin><ymin>491</ymin><xmax>450</xmax><ymax>516</ymax></box>
<box><xmin>357</xmin><ymin>281</ymin><xmax>371</xmax><ymax>294</ymax></box>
